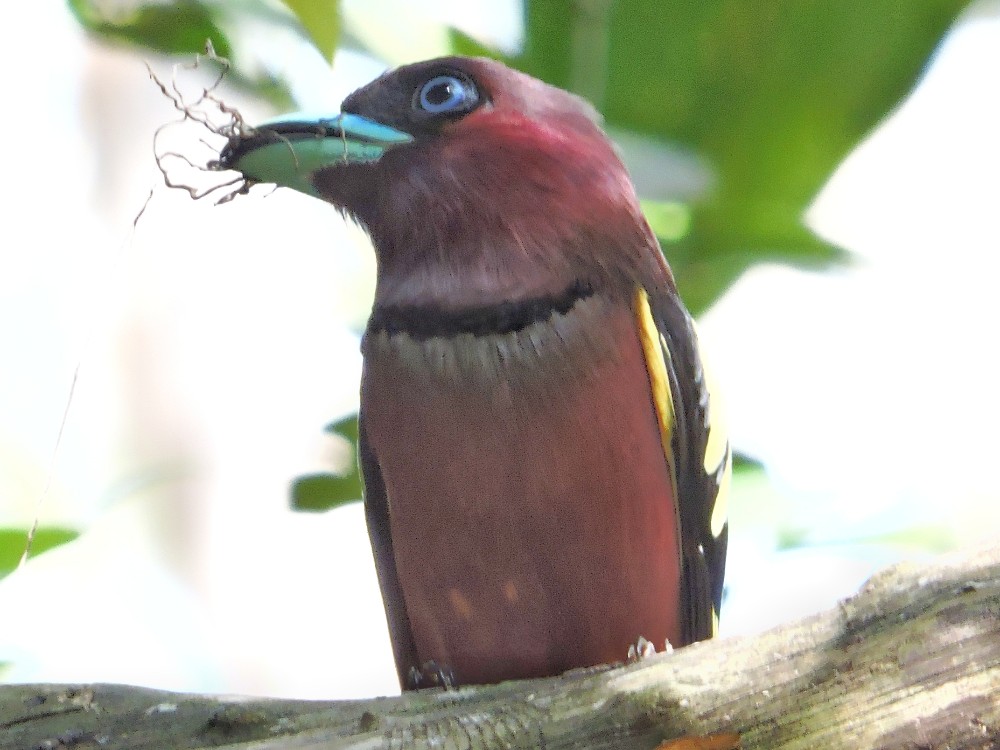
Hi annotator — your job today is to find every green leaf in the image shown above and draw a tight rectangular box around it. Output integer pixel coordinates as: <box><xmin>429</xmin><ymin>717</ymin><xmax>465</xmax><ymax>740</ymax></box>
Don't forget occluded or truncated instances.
<box><xmin>290</xmin><ymin>414</ymin><xmax>362</xmax><ymax>512</ymax></box>
<box><xmin>324</xmin><ymin>413</ymin><xmax>358</xmax><ymax>444</ymax></box>
<box><xmin>640</xmin><ymin>200</ymin><xmax>691</xmax><ymax>243</ymax></box>
<box><xmin>447</xmin><ymin>28</ymin><xmax>507</xmax><ymax>61</ymax></box>
<box><xmin>518</xmin><ymin>2</ymin><xmax>577</xmax><ymax>93</ymax></box>
<box><xmin>0</xmin><ymin>527</ymin><xmax>79</xmax><ymax>578</ymax></box>
<box><xmin>851</xmin><ymin>525</ymin><xmax>957</xmax><ymax>553</ymax></box>
<box><xmin>291</xmin><ymin>472</ymin><xmax>361</xmax><ymax>512</ymax></box>
<box><xmin>66</xmin><ymin>0</ymin><xmax>233</xmax><ymax>59</ymax></box>
<box><xmin>777</xmin><ymin>524</ymin><xmax>957</xmax><ymax>554</ymax></box>
<box><xmin>280</xmin><ymin>0</ymin><xmax>340</xmax><ymax>63</ymax></box>
<box><xmin>514</xmin><ymin>0</ymin><xmax>971</xmax><ymax>314</ymax></box>
<box><xmin>222</xmin><ymin>68</ymin><xmax>298</xmax><ymax>113</ymax></box>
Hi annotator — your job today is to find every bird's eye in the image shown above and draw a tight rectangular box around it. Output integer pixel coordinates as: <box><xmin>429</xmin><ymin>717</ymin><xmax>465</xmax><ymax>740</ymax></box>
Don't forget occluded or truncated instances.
<box><xmin>416</xmin><ymin>75</ymin><xmax>478</xmax><ymax>114</ymax></box>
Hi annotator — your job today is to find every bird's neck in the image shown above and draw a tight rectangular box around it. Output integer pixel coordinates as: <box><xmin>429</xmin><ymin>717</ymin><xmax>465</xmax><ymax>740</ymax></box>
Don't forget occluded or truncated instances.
<box><xmin>361</xmin><ymin>287</ymin><xmax>622</xmax><ymax>388</ymax></box>
<box><xmin>361</xmin><ymin>123</ymin><xmax>665</xmax><ymax>312</ymax></box>
<box><xmin>368</xmin><ymin>278</ymin><xmax>596</xmax><ymax>340</ymax></box>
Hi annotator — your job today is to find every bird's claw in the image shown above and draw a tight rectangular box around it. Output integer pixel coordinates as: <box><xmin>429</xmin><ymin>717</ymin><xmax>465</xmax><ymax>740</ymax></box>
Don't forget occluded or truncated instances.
<box><xmin>407</xmin><ymin>660</ymin><xmax>456</xmax><ymax>690</ymax></box>
<box><xmin>627</xmin><ymin>635</ymin><xmax>656</xmax><ymax>663</ymax></box>
<box><xmin>627</xmin><ymin>635</ymin><xmax>673</xmax><ymax>663</ymax></box>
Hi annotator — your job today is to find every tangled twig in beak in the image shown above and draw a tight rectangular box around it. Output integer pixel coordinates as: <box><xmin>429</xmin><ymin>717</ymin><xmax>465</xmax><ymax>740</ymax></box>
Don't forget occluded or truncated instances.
<box><xmin>149</xmin><ymin>41</ymin><xmax>259</xmax><ymax>204</ymax></box>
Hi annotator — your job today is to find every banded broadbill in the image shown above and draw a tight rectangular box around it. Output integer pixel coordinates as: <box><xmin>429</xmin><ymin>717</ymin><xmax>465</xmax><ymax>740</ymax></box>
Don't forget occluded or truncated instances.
<box><xmin>220</xmin><ymin>56</ymin><xmax>730</xmax><ymax>690</ymax></box>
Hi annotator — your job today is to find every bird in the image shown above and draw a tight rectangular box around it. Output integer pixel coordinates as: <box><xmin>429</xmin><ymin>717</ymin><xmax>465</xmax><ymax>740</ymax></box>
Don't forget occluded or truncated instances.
<box><xmin>219</xmin><ymin>56</ymin><xmax>731</xmax><ymax>691</ymax></box>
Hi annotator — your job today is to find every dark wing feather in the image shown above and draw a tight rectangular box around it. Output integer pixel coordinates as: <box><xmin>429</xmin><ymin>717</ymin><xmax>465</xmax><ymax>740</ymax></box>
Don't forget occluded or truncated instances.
<box><xmin>647</xmin><ymin>288</ymin><xmax>730</xmax><ymax>642</ymax></box>
<box><xmin>358</xmin><ymin>418</ymin><xmax>420</xmax><ymax>688</ymax></box>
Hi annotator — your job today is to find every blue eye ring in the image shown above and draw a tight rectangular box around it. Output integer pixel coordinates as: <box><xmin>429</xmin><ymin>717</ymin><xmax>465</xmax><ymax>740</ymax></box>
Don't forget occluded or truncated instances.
<box><xmin>416</xmin><ymin>75</ymin><xmax>478</xmax><ymax>114</ymax></box>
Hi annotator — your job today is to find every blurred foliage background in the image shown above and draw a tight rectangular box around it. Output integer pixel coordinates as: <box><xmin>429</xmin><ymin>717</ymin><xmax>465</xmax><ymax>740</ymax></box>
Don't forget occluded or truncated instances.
<box><xmin>0</xmin><ymin>0</ymin><xmax>995</xmax><ymax>697</ymax></box>
<box><xmin>70</xmin><ymin>0</ymin><xmax>967</xmax><ymax>313</ymax></box>
<box><xmin>67</xmin><ymin>0</ymin><xmax>968</xmax><ymax>512</ymax></box>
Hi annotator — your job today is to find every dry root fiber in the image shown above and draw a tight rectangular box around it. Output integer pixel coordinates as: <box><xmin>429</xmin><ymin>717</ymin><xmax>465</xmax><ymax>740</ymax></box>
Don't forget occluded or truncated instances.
<box><xmin>148</xmin><ymin>42</ymin><xmax>257</xmax><ymax>204</ymax></box>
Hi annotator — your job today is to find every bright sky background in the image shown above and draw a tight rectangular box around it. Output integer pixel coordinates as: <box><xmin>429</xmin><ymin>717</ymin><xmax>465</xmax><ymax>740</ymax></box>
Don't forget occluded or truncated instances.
<box><xmin>0</xmin><ymin>0</ymin><xmax>997</xmax><ymax>698</ymax></box>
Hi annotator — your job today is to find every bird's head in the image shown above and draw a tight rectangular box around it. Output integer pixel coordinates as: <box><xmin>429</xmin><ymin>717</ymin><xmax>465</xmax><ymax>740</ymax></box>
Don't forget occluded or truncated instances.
<box><xmin>221</xmin><ymin>56</ymin><xmax>665</xmax><ymax>308</ymax></box>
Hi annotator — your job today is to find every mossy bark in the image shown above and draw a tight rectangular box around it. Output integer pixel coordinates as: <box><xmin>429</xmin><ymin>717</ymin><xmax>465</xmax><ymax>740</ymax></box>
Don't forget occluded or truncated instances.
<box><xmin>2</xmin><ymin>545</ymin><xmax>998</xmax><ymax>749</ymax></box>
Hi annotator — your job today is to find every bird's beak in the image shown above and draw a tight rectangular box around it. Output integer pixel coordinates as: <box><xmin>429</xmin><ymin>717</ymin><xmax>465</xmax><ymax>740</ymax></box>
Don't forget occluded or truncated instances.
<box><xmin>217</xmin><ymin>112</ymin><xmax>414</xmax><ymax>198</ymax></box>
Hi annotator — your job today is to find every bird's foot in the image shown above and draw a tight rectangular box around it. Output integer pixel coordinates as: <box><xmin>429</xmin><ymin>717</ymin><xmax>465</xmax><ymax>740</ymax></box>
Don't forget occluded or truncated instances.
<box><xmin>407</xmin><ymin>660</ymin><xmax>456</xmax><ymax>690</ymax></box>
<box><xmin>626</xmin><ymin>635</ymin><xmax>656</xmax><ymax>663</ymax></box>
<box><xmin>626</xmin><ymin>636</ymin><xmax>673</xmax><ymax>663</ymax></box>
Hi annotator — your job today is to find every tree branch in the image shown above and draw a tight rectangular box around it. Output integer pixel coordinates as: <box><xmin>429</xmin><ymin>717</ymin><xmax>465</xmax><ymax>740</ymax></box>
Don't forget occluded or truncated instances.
<box><xmin>3</xmin><ymin>545</ymin><xmax>998</xmax><ymax>749</ymax></box>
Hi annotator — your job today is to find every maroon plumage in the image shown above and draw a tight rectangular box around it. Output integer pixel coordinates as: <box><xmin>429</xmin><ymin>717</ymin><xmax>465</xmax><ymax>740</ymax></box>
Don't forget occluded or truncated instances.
<box><xmin>223</xmin><ymin>56</ymin><xmax>729</xmax><ymax>690</ymax></box>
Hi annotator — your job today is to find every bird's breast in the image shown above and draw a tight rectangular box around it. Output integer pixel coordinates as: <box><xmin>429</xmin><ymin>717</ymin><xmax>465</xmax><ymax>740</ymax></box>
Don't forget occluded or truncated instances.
<box><xmin>360</xmin><ymin>291</ymin><xmax>682</xmax><ymax>684</ymax></box>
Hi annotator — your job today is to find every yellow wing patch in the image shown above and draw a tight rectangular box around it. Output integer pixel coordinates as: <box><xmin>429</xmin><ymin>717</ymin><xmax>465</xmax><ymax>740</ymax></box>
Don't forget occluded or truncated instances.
<box><xmin>696</xmin><ymin>335</ymin><xmax>731</xmax><ymax>539</ymax></box>
<box><xmin>634</xmin><ymin>288</ymin><xmax>676</xmax><ymax>485</ymax></box>
<box><xmin>711</xmin><ymin>452</ymin><xmax>732</xmax><ymax>539</ymax></box>
<box><xmin>635</xmin><ymin>289</ymin><xmax>730</xmax><ymax>542</ymax></box>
